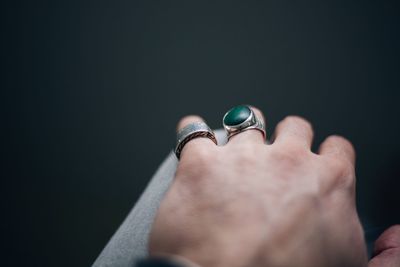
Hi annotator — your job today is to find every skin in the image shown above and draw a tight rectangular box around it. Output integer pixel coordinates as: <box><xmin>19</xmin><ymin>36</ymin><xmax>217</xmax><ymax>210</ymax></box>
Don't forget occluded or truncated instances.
<box><xmin>149</xmin><ymin>107</ymin><xmax>400</xmax><ymax>267</ymax></box>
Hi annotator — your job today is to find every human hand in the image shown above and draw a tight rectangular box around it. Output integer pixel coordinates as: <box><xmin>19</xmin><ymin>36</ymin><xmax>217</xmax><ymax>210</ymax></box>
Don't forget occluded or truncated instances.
<box><xmin>148</xmin><ymin>107</ymin><xmax>383</xmax><ymax>267</ymax></box>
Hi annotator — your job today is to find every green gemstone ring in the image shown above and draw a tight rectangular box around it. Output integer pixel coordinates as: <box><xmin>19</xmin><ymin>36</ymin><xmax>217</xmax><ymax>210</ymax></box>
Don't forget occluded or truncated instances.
<box><xmin>223</xmin><ymin>105</ymin><xmax>266</xmax><ymax>140</ymax></box>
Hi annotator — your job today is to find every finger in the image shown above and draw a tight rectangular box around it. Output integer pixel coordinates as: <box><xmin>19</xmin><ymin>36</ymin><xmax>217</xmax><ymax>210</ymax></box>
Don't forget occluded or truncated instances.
<box><xmin>318</xmin><ymin>135</ymin><xmax>356</xmax><ymax>166</ymax></box>
<box><xmin>227</xmin><ymin>106</ymin><xmax>267</xmax><ymax>144</ymax></box>
<box><xmin>176</xmin><ymin>115</ymin><xmax>216</xmax><ymax>159</ymax></box>
<box><xmin>271</xmin><ymin>116</ymin><xmax>314</xmax><ymax>149</ymax></box>
<box><xmin>369</xmin><ymin>225</ymin><xmax>400</xmax><ymax>267</ymax></box>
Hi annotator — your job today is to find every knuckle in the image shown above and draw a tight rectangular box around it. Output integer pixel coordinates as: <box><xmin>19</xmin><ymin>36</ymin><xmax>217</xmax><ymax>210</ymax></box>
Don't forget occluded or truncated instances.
<box><xmin>283</xmin><ymin>115</ymin><xmax>314</xmax><ymax>132</ymax></box>
<box><xmin>180</xmin><ymin>147</ymin><xmax>211</xmax><ymax>169</ymax></box>
<box><xmin>327</xmin><ymin>157</ymin><xmax>352</xmax><ymax>174</ymax></box>
<box><xmin>189</xmin><ymin>145</ymin><xmax>215</xmax><ymax>164</ymax></box>
<box><xmin>271</xmin><ymin>146</ymin><xmax>307</xmax><ymax>167</ymax></box>
<box><xmin>229</xmin><ymin>143</ymin><xmax>260</xmax><ymax>163</ymax></box>
<box><xmin>325</xmin><ymin>135</ymin><xmax>356</xmax><ymax>157</ymax></box>
<box><xmin>179</xmin><ymin>146</ymin><xmax>215</xmax><ymax>173</ymax></box>
<box><xmin>281</xmin><ymin>140</ymin><xmax>308</xmax><ymax>155</ymax></box>
<box><xmin>324</xmin><ymin>157</ymin><xmax>355</xmax><ymax>186</ymax></box>
<box><xmin>326</xmin><ymin>135</ymin><xmax>354</xmax><ymax>149</ymax></box>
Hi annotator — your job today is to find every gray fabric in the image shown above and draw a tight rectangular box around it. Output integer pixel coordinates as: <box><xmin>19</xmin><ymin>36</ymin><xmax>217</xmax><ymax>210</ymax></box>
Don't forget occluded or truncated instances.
<box><xmin>92</xmin><ymin>130</ymin><xmax>227</xmax><ymax>267</ymax></box>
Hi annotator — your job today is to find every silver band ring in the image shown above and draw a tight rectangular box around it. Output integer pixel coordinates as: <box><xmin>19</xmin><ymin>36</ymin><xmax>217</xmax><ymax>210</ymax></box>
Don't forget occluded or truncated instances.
<box><xmin>175</xmin><ymin>122</ymin><xmax>217</xmax><ymax>159</ymax></box>
<box><xmin>223</xmin><ymin>105</ymin><xmax>266</xmax><ymax>140</ymax></box>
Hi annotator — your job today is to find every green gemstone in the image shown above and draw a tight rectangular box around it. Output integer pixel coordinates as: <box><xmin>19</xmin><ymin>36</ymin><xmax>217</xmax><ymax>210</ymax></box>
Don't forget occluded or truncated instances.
<box><xmin>224</xmin><ymin>105</ymin><xmax>251</xmax><ymax>126</ymax></box>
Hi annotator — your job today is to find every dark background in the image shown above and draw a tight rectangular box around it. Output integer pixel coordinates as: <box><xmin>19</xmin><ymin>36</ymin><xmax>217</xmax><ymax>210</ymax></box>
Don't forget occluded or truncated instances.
<box><xmin>2</xmin><ymin>1</ymin><xmax>400</xmax><ymax>266</ymax></box>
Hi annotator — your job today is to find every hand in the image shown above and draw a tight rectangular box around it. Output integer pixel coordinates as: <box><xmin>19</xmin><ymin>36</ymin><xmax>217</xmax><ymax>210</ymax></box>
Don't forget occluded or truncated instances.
<box><xmin>149</xmin><ymin>108</ymin><xmax>370</xmax><ymax>267</ymax></box>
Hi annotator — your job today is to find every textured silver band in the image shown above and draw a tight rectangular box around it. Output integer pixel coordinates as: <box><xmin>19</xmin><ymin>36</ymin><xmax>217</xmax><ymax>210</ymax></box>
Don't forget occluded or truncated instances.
<box><xmin>223</xmin><ymin>107</ymin><xmax>266</xmax><ymax>140</ymax></box>
<box><xmin>175</xmin><ymin>122</ymin><xmax>217</xmax><ymax>159</ymax></box>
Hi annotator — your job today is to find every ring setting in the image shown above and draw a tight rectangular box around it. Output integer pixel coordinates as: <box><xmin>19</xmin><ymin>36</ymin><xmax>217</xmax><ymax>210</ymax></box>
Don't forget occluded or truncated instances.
<box><xmin>223</xmin><ymin>105</ymin><xmax>266</xmax><ymax>140</ymax></box>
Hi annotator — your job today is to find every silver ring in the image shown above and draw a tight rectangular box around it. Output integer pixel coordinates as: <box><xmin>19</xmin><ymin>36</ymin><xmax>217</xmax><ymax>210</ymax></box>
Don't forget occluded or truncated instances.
<box><xmin>175</xmin><ymin>122</ymin><xmax>217</xmax><ymax>159</ymax></box>
<box><xmin>223</xmin><ymin>105</ymin><xmax>266</xmax><ymax>140</ymax></box>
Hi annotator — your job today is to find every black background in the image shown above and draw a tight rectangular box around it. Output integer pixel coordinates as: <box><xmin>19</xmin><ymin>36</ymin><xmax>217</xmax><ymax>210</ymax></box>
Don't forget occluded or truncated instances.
<box><xmin>2</xmin><ymin>1</ymin><xmax>400</xmax><ymax>266</ymax></box>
